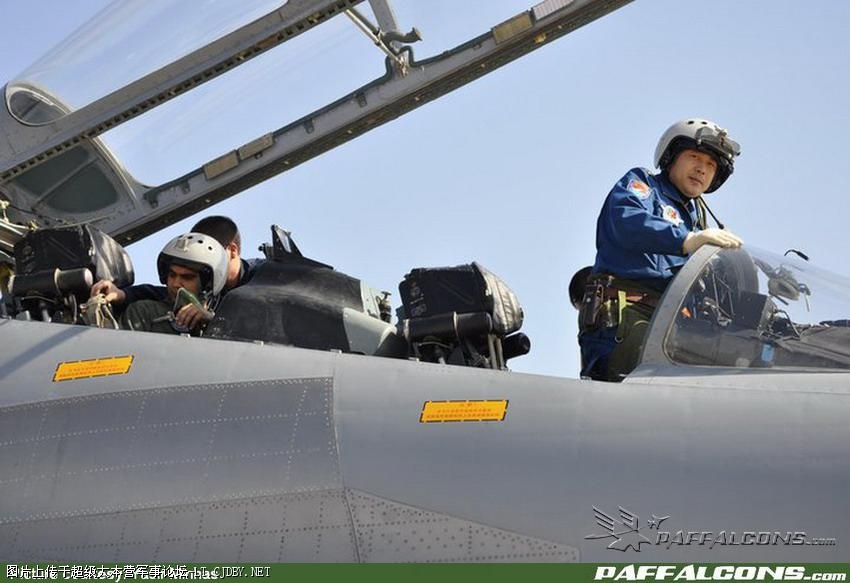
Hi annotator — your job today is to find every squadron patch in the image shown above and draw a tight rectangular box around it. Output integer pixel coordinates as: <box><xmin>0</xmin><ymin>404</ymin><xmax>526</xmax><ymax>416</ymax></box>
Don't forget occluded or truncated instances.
<box><xmin>627</xmin><ymin>179</ymin><xmax>651</xmax><ymax>199</ymax></box>
<box><xmin>661</xmin><ymin>205</ymin><xmax>683</xmax><ymax>226</ymax></box>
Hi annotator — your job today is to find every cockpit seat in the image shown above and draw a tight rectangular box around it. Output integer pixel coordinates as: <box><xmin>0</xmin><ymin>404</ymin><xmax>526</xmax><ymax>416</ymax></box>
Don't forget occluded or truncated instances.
<box><xmin>205</xmin><ymin>259</ymin><xmax>404</xmax><ymax>356</ymax></box>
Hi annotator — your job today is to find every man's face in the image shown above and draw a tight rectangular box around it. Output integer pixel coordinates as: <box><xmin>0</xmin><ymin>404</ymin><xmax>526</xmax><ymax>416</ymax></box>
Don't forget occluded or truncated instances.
<box><xmin>166</xmin><ymin>263</ymin><xmax>201</xmax><ymax>301</ymax></box>
<box><xmin>225</xmin><ymin>242</ymin><xmax>241</xmax><ymax>290</ymax></box>
<box><xmin>667</xmin><ymin>148</ymin><xmax>718</xmax><ymax>198</ymax></box>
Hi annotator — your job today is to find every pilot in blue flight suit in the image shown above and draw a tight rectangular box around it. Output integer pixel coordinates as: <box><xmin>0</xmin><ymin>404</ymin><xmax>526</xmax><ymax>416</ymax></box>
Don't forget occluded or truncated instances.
<box><xmin>578</xmin><ymin>118</ymin><xmax>743</xmax><ymax>381</ymax></box>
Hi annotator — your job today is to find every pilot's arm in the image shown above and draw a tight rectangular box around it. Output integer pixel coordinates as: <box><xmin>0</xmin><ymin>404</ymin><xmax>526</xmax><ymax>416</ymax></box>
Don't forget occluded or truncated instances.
<box><xmin>601</xmin><ymin>172</ymin><xmax>691</xmax><ymax>256</ymax></box>
<box><xmin>601</xmin><ymin>170</ymin><xmax>742</xmax><ymax>255</ymax></box>
<box><xmin>91</xmin><ymin>281</ymin><xmax>168</xmax><ymax>316</ymax></box>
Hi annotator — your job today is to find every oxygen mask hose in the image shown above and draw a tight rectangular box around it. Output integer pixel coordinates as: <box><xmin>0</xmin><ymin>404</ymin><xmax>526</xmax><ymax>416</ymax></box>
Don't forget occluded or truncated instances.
<box><xmin>173</xmin><ymin>287</ymin><xmax>204</xmax><ymax>312</ymax></box>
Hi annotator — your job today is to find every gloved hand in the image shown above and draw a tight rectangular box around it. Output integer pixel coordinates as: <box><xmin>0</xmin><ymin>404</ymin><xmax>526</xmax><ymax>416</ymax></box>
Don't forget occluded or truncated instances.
<box><xmin>682</xmin><ymin>228</ymin><xmax>743</xmax><ymax>255</ymax></box>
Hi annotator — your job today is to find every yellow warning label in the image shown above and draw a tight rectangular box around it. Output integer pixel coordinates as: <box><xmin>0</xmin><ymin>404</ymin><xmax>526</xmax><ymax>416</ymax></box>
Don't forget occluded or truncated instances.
<box><xmin>53</xmin><ymin>356</ymin><xmax>134</xmax><ymax>382</ymax></box>
<box><xmin>420</xmin><ymin>400</ymin><xmax>508</xmax><ymax>423</ymax></box>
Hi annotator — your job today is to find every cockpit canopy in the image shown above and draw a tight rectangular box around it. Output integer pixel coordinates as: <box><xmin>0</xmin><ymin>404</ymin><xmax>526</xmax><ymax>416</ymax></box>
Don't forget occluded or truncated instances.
<box><xmin>1</xmin><ymin>0</ymin><xmax>574</xmax><ymax>251</ymax></box>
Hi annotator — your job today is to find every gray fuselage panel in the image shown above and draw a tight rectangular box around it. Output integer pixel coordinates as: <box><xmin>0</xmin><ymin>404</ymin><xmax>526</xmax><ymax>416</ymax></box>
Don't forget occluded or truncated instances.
<box><xmin>0</xmin><ymin>319</ymin><xmax>848</xmax><ymax>562</ymax></box>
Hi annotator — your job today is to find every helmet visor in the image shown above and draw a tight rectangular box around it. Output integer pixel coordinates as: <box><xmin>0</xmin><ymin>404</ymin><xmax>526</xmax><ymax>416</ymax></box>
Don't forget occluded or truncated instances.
<box><xmin>694</xmin><ymin>126</ymin><xmax>740</xmax><ymax>161</ymax></box>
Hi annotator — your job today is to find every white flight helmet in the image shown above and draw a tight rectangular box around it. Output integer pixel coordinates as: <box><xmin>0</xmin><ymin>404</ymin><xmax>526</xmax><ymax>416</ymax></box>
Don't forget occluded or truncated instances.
<box><xmin>157</xmin><ymin>232</ymin><xmax>228</xmax><ymax>297</ymax></box>
<box><xmin>654</xmin><ymin>118</ymin><xmax>741</xmax><ymax>193</ymax></box>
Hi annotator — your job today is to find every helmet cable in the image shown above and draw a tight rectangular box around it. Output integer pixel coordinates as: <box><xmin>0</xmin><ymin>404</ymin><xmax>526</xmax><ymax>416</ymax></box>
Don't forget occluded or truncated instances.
<box><xmin>696</xmin><ymin>196</ymin><xmax>725</xmax><ymax>230</ymax></box>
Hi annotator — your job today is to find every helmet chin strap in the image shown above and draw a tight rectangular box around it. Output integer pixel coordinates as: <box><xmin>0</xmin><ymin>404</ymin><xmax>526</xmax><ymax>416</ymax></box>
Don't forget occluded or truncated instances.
<box><xmin>696</xmin><ymin>196</ymin><xmax>725</xmax><ymax>230</ymax></box>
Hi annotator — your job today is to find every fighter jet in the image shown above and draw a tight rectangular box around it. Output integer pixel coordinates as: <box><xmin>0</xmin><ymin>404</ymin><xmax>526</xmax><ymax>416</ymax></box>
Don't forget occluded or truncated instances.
<box><xmin>1</xmin><ymin>0</ymin><xmax>849</xmax><ymax>563</ymax></box>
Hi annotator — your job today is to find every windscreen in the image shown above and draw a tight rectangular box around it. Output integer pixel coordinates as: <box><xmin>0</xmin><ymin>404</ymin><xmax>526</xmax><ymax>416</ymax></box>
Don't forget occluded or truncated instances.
<box><xmin>665</xmin><ymin>247</ymin><xmax>850</xmax><ymax>370</ymax></box>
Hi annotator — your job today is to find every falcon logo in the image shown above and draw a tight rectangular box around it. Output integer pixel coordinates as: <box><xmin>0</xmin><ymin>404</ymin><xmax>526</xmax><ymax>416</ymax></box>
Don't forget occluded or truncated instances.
<box><xmin>584</xmin><ymin>506</ymin><xmax>824</xmax><ymax>552</ymax></box>
<box><xmin>584</xmin><ymin>506</ymin><xmax>655</xmax><ymax>552</ymax></box>
<box><xmin>627</xmin><ymin>179</ymin><xmax>650</xmax><ymax>199</ymax></box>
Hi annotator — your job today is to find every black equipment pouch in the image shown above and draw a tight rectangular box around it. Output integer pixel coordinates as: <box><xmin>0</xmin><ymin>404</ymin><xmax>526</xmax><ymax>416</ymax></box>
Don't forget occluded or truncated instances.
<box><xmin>579</xmin><ymin>274</ymin><xmax>615</xmax><ymax>332</ymax></box>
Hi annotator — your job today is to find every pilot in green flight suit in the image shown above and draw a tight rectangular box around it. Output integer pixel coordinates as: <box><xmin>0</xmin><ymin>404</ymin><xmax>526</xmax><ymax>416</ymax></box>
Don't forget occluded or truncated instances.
<box><xmin>120</xmin><ymin>232</ymin><xmax>228</xmax><ymax>335</ymax></box>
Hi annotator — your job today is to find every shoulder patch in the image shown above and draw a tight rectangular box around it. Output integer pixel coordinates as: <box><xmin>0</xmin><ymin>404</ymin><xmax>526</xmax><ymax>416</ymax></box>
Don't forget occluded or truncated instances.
<box><xmin>627</xmin><ymin>178</ymin><xmax>651</xmax><ymax>199</ymax></box>
<box><xmin>661</xmin><ymin>205</ymin><xmax>683</xmax><ymax>226</ymax></box>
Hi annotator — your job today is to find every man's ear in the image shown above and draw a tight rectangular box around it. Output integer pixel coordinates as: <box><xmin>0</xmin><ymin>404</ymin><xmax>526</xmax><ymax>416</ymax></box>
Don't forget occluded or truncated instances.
<box><xmin>228</xmin><ymin>243</ymin><xmax>239</xmax><ymax>259</ymax></box>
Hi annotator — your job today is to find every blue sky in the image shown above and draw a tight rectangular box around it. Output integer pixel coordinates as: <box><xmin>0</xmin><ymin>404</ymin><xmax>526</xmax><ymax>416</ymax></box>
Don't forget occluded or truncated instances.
<box><xmin>2</xmin><ymin>1</ymin><xmax>849</xmax><ymax>377</ymax></box>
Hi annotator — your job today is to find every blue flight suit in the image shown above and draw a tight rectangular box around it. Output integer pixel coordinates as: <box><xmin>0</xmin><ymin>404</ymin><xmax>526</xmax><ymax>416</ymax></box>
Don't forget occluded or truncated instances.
<box><xmin>580</xmin><ymin>167</ymin><xmax>701</xmax><ymax>380</ymax></box>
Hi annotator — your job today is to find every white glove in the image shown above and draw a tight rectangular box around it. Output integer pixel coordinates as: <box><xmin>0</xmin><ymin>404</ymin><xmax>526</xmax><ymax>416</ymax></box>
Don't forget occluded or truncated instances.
<box><xmin>682</xmin><ymin>228</ymin><xmax>743</xmax><ymax>255</ymax></box>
